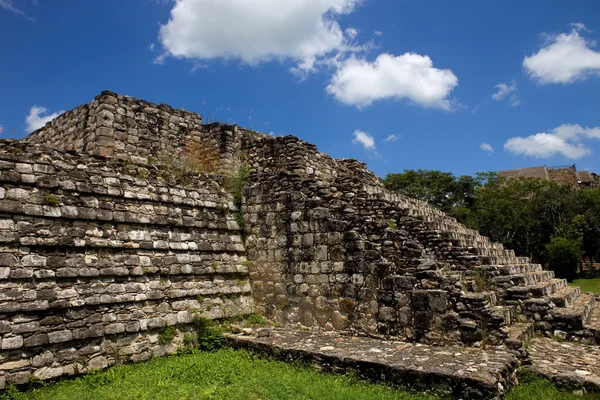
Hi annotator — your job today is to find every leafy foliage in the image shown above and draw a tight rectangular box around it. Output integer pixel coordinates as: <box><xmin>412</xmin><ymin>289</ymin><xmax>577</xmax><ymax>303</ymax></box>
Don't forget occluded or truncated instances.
<box><xmin>225</xmin><ymin>164</ymin><xmax>249</xmax><ymax>207</ymax></box>
<box><xmin>42</xmin><ymin>193</ymin><xmax>60</xmax><ymax>206</ymax></box>
<box><xmin>546</xmin><ymin>236</ymin><xmax>582</xmax><ymax>281</ymax></box>
<box><xmin>191</xmin><ymin>315</ymin><xmax>225</xmax><ymax>351</ymax></box>
<box><xmin>245</xmin><ymin>313</ymin><xmax>268</xmax><ymax>327</ymax></box>
<box><xmin>384</xmin><ymin>169</ymin><xmax>600</xmax><ymax>279</ymax></box>
<box><xmin>158</xmin><ymin>324</ymin><xmax>177</xmax><ymax>345</ymax></box>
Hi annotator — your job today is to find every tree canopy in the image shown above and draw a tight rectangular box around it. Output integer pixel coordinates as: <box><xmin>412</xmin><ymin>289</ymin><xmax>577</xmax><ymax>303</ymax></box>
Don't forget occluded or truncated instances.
<box><xmin>383</xmin><ymin>169</ymin><xmax>600</xmax><ymax>280</ymax></box>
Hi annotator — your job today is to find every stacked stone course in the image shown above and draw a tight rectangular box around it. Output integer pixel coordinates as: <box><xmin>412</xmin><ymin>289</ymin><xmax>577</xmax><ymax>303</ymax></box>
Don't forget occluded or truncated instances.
<box><xmin>0</xmin><ymin>141</ymin><xmax>252</xmax><ymax>387</ymax></box>
<box><xmin>2</xmin><ymin>91</ymin><xmax>600</xmax><ymax>396</ymax></box>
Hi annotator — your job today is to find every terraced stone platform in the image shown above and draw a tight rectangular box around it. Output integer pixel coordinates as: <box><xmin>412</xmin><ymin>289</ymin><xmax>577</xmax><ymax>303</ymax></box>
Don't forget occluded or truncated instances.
<box><xmin>528</xmin><ymin>337</ymin><xmax>600</xmax><ymax>390</ymax></box>
<box><xmin>226</xmin><ymin>328</ymin><xmax>518</xmax><ymax>400</ymax></box>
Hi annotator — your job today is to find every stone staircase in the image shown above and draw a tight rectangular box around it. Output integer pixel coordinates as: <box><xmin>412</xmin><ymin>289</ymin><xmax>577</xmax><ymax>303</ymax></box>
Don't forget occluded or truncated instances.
<box><xmin>364</xmin><ymin>185</ymin><xmax>600</xmax><ymax>348</ymax></box>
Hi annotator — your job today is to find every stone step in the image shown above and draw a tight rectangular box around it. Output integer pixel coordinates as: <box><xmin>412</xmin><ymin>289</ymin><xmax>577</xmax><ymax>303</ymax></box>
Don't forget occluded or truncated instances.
<box><xmin>446</xmin><ymin>232</ymin><xmax>492</xmax><ymax>245</ymax></box>
<box><xmin>226</xmin><ymin>328</ymin><xmax>519</xmax><ymax>400</ymax></box>
<box><xmin>483</xmin><ymin>264</ymin><xmax>543</xmax><ymax>276</ymax></box>
<box><xmin>548</xmin><ymin>293</ymin><xmax>596</xmax><ymax>331</ymax></box>
<box><xmin>505</xmin><ymin>322</ymin><xmax>535</xmax><ymax>350</ymax></box>
<box><xmin>521</xmin><ymin>298</ymin><xmax>554</xmax><ymax>317</ymax></box>
<box><xmin>460</xmin><ymin>291</ymin><xmax>499</xmax><ymax>308</ymax></box>
<box><xmin>549</xmin><ymin>286</ymin><xmax>581</xmax><ymax>308</ymax></box>
<box><xmin>505</xmin><ymin>278</ymin><xmax>568</xmax><ymax>300</ymax></box>
<box><xmin>486</xmin><ymin>305</ymin><xmax>516</xmax><ymax>327</ymax></box>
<box><xmin>458</xmin><ymin>254</ymin><xmax>530</xmax><ymax>266</ymax></box>
<box><xmin>451</xmin><ymin>246</ymin><xmax>510</xmax><ymax>258</ymax></box>
<box><xmin>492</xmin><ymin>271</ymin><xmax>555</xmax><ymax>288</ymax></box>
<box><xmin>528</xmin><ymin>338</ymin><xmax>600</xmax><ymax>391</ymax></box>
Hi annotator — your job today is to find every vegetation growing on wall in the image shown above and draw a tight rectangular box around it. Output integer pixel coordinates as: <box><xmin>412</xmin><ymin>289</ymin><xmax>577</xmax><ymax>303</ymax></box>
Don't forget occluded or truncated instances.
<box><xmin>225</xmin><ymin>163</ymin><xmax>249</xmax><ymax>230</ymax></box>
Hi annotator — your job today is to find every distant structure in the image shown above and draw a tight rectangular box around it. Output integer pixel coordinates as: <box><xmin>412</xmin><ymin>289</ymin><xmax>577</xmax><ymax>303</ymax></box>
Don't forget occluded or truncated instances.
<box><xmin>499</xmin><ymin>164</ymin><xmax>598</xmax><ymax>189</ymax></box>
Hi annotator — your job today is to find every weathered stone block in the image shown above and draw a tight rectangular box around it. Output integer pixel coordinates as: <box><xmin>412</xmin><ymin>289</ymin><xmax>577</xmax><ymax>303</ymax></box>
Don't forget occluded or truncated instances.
<box><xmin>105</xmin><ymin>323</ymin><xmax>125</xmax><ymax>335</ymax></box>
<box><xmin>0</xmin><ymin>360</ymin><xmax>29</xmax><ymax>374</ymax></box>
<box><xmin>428</xmin><ymin>291</ymin><xmax>448</xmax><ymax>313</ymax></box>
<box><xmin>34</xmin><ymin>367</ymin><xmax>63</xmax><ymax>381</ymax></box>
<box><xmin>88</xmin><ymin>356</ymin><xmax>108</xmax><ymax>371</ymax></box>
<box><xmin>379</xmin><ymin>306</ymin><xmax>396</xmax><ymax>321</ymax></box>
<box><xmin>1</xmin><ymin>336</ymin><xmax>23</xmax><ymax>349</ymax></box>
<box><xmin>412</xmin><ymin>291</ymin><xmax>429</xmax><ymax>311</ymax></box>
<box><xmin>48</xmin><ymin>330</ymin><xmax>73</xmax><ymax>344</ymax></box>
<box><xmin>0</xmin><ymin>254</ymin><xmax>17</xmax><ymax>267</ymax></box>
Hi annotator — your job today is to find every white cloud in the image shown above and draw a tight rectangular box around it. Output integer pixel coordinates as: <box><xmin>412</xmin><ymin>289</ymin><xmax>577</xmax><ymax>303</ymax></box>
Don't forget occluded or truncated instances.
<box><xmin>374</xmin><ymin>30</ymin><xmax>383</xmax><ymax>36</ymax></box>
<box><xmin>491</xmin><ymin>82</ymin><xmax>514</xmax><ymax>100</ymax></box>
<box><xmin>523</xmin><ymin>23</ymin><xmax>600</xmax><ymax>84</ymax></box>
<box><xmin>352</xmin><ymin>129</ymin><xmax>376</xmax><ymax>151</ymax></box>
<box><xmin>383</xmin><ymin>134</ymin><xmax>400</xmax><ymax>142</ymax></box>
<box><xmin>480</xmin><ymin>143</ymin><xmax>494</xmax><ymax>154</ymax></box>
<box><xmin>345</xmin><ymin>28</ymin><xmax>358</xmax><ymax>39</ymax></box>
<box><xmin>491</xmin><ymin>80</ymin><xmax>520</xmax><ymax>107</ymax></box>
<box><xmin>326</xmin><ymin>53</ymin><xmax>459</xmax><ymax>109</ymax></box>
<box><xmin>157</xmin><ymin>0</ymin><xmax>362</xmax><ymax>75</ymax></box>
<box><xmin>504</xmin><ymin>123</ymin><xmax>600</xmax><ymax>159</ymax></box>
<box><xmin>25</xmin><ymin>106</ymin><xmax>64</xmax><ymax>133</ymax></box>
<box><xmin>0</xmin><ymin>0</ymin><xmax>34</xmax><ymax>21</ymax></box>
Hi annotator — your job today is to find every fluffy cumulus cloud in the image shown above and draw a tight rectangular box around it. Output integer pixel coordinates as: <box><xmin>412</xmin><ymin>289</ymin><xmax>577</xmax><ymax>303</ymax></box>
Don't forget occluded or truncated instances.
<box><xmin>352</xmin><ymin>129</ymin><xmax>376</xmax><ymax>151</ymax></box>
<box><xmin>480</xmin><ymin>143</ymin><xmax>494</xmax><ymax>154</ymax></box>
<box><xmin>504</xmin><ymin>123</ymin><xmax>600</xmax><ymax>160</ymax></box>
<box><xmin>491</xmin><ymin>80</ymin><xmax>520</xmax><ymax>107</ymax></box>
<box><xmin>523</xmin><ymin>23</ymin><xmax>600</xmax><ymax>84</ymax></box>
<box><xmin>157</xmin><ymin>0</ymin><xmax>362</xmax><ymax>75</ymax></box>
<box><xmin>326</xmin><ymin>53</ymin><xmax>459</xmax><ymax>109</ymax></box>
<box><xmin>25</xmin><ymin>106</ymin><xmax>64</xmax><ymax>133</ymax></box>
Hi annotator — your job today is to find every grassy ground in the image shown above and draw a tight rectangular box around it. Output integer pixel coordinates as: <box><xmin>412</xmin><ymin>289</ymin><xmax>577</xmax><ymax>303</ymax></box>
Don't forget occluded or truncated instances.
<box><xmin>1</xmin><ymin>349</ymin><xmax>441</xmax><ymax>400</ymax></box>
<box><xmin>506</xmin><ymin>370</ymin><xmax>598</xmax><ymax>400</ymax></box>
<box><xmin>2</xmin><ymin>349</ymin><xmax>597</xmax><ymax>400</ymax></box>
<box><xmin>569</xmin><ymin>278</ymin><xmax>600</xmax><ymax>295</ymax></box>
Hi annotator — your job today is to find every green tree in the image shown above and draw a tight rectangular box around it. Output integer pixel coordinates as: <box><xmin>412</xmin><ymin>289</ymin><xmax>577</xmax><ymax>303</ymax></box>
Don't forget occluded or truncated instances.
<box><xmin>575</xmin><ymin>187</ymin><xmax>600</xmax><ymax>268</ymax></box>
<box><xmin>383</xmin><ymin>169</ymin><xmax>481</xmax><ymax>225</ymax></box>
<box><xmin>383</xmin><ymin>169</ymin><xmax>458</xmax><ymax>211</ymax></box>
<box><xmin>545</xmin><ymin>236</ymin><xmax>582</xmax><ymax>281</ymax></box>
<box><xmin>383</xmin><ymin>168</ymin><xmax>597</xmax><ymax>274</ymax></box>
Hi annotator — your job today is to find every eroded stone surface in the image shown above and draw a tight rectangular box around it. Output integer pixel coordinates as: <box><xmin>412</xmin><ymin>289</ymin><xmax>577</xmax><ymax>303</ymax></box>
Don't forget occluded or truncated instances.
<box><xmin>528</xmin><ymin>338</ymin><xmax>600</xmax><ymax>391</ymax></box>
<box><xmin>0</xmin><ymin>138</ymin><xmax>254</xmax><ymax>386</ymax></box>
<box><xmin>2</xmin><ymin>91</ymin><xmax>600</xmax><ymax>394</ymax></box>
<box><xmin>226</xmin><ymin>328</ymin><xmax>518</xmax><ymax>400</ymax></box>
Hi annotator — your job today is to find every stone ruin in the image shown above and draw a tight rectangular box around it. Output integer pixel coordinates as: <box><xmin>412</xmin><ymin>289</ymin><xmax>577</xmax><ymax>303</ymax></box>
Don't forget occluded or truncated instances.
<box><xmin>0</xmin><ymin>91</ymin><xmax>599</xmax><ymax>398</ymax></box>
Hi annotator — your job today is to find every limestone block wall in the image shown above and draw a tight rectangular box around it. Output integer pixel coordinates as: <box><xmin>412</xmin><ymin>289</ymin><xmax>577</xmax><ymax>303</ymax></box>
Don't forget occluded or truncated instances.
<box><xmin>24</xmin><ymin>103</ymin><xmax>95</xmax><ymax>155</ymax></box>
<box><xmin>243</xmin><ymin>135</ymin><xmax>485</xmax><ymax>344</ymax></box>
<box><xmin>27</xmin><ymin>92</ymin><xmax>265</xmax><ymax>174</ymax></box>
<box><xmin>0</xmin><ymin>141</ymin><xmax>253</xmax><ymax>387</ymax></box>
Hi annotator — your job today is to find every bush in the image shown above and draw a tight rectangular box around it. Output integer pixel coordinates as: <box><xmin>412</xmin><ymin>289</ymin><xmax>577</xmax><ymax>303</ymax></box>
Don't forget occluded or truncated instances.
<box><xmin>246</xmin><ymin>313</ymin><xmax>268</xmax><ymax>327</ymax></box>
<box><xmin>545</xmin><ymin>236</ymin><xmax>582</xmax><ymax>281</ymax></box>
<box><xmin>158</xmin><ymin>324</ymin><xmax>177</xmax><ymax>344</ymax></box>
<box><xmin>191</xmin><ymin>315</ymin><xmax>224</xmax><ymax>351</ymax></box>
<box><xmin>42</xmin><ymin>193</ymin><xmax>60</xmax><ymax>206</ymax></box>
<box><xmin>225</xmin><ymin>164</ymin><xmax>248</xmax><ymax>207</ymax></box>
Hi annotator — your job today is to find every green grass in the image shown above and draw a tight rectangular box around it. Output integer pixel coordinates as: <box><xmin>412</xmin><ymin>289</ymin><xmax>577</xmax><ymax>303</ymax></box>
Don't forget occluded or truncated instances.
<box><xmin>3</xmin><ymin>351</ymin><xmax>597</xmax><ymax>400</ymax></box>
<box><xmin>505</xmin><ymin>370</ymin><xmax>598</xmax><ymax>400</ymax></box>
<box><xmin>6</xmin><ymin>349</ymin><xmax>441</xmax><ymax>400</ymax></box>
<box><xmin>569</xmin><ymin>278</ymin><xmax>600</xmax><ymax>295</ymax></box>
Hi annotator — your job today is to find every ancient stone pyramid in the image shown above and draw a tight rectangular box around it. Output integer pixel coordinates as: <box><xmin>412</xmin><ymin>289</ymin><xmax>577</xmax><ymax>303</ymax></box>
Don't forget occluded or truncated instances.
<box><xmin>0</xmin><ymin>91</ymin><xmax>598</xmax><ymax>398</ymax></box>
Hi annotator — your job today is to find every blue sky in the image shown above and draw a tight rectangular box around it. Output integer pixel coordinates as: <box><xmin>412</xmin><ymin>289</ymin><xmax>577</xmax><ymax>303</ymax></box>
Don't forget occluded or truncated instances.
<box><xmin>1</xmin><ymin>0</ymin><xmax>600</xmax><ymax>178</ymax></box>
